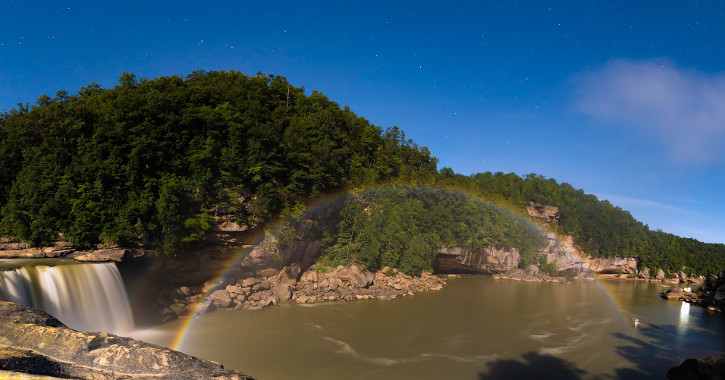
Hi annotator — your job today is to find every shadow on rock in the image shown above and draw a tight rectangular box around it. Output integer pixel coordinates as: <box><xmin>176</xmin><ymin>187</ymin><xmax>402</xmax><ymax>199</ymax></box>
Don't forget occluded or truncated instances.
<box><xmin>477</xmin><ymin>352</ymin><xmax>589</xmax><ymax>380</ymax></box>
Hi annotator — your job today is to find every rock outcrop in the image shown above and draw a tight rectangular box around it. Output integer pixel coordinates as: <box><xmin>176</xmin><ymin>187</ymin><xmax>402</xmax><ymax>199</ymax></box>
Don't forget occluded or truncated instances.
<box><xmin>158</xmin><ymin>263</ymin><xmax>446</xmax><ymax>321</ymax></box>
<box><xmin>0</xmin><ymin>242</ymin><xmax>73</xmax><ymax>259</ymax></box>
<box><xmin>434</xmin><ymin>233</ymin><xmax>636</xmax><ymax>279</ymax></box>
<box><xmin>435</xmin><ymin>247</ymin><xmax>519</xmax><ymax>274</ymax></box>
<box><xmin>661</xmin><ymin>287</ymin><xmax>684</xmax><ymax>300</ymax></box>
<box><xmin>660</xmin><ymin>284</ymin><xmax>725</xmax><ymax>312</ymax></box>
<box><xmin>493</xmin><ymin>265</ymin><xmax>571</xmax><ymax>283</ymax></box>
<box><xmin>0</xmin><ymin>301</ymin><xmax>252</xmax><ymax>379</ymax></box>
<box><xmin>526</xmin><ymin>202</ymin><xmax>561</xmax><ymax>222</ymax></box>
<box><xmin>0</xmin><ymin>240</ymin><xmax>154</xmax><ymax>264</ymax></box>
<box><xmin>67</xmin><ymin>248</ymin><xmax>154</xmax><ymax>262</ymax></box>
<box><xmin>667</xmin><ymin>357</ymin><xmax>725</xmax><ymax>380</ymax></box>
<box><xmin>292</xmin><ymin>265</ymin><xmax>444</xmax><ymax>303</ymax></box>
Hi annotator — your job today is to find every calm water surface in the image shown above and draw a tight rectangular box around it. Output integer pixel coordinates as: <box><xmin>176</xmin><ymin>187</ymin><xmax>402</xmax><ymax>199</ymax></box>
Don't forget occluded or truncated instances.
<box><xmin>131</xmin><ymin>277</ymin><xmax>725</xmax><ymax>379</ymax></box>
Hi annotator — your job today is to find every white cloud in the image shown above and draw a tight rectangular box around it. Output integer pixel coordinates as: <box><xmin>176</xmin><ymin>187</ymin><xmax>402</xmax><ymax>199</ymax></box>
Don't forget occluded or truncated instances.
<box><xmin>577</xmin><ymin>59</ymin><xmax>725</xmax><ymax>164</ymax></box>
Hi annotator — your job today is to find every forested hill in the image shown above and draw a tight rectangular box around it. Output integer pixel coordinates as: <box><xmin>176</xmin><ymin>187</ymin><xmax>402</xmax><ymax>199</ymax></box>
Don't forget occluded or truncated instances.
<box><xmin>0</xmin><ymin>70</ymin><xmax>723</xmax><ymax>276</ymax></box>
<box><xmin>0</xmin><ymin>71</ymin><xmax>437</xmax><ymax>251</ymax></box>
<box><xmin>436</xmin><ymin>171</ymin><xmax>725</xmax><ymax>276</ymax></box>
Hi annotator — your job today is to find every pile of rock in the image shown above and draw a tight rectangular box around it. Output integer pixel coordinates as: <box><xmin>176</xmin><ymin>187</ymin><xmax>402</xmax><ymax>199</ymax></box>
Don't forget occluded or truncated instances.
<box><xmin>158</xmin><ymin>264</ymin><xmax>447</xmax><ymax>321</ymax></box>
<box><xmin>660</xmin><ymin>287</ymin><xmax>684</xmax><ymax>300</ymax></box>
<box><xmin>660</xmin><ymin>284</ymin><xmax>725</xmax><ymax>312</ymax></box>
<box><xmin>292</xmin><ymin>265</ymin><xmax>445</xmax><ymax>304</ymax></box>
<box><xmin>492</xmin><ymin>265</ymin><xmax>581</xmax><ymax>283</ymax></box>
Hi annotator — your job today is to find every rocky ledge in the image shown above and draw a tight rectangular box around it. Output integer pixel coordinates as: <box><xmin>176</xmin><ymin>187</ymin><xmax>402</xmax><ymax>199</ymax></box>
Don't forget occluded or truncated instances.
<box><xmin>160</xmin><ymin>264</ymin><xmax>446</xmax><ymax>321</ymax></box>
<box><xmin>492</xmin><ymin>265</ymin><xmax>593</xmax><ymax>283</ymax></box>
<box><xmin>0</xmin><ymin>240</ymin><xmax>154</xmax><ymax>263</ymax></box>
<box><xmin>660</xmin><ymin>284</ymin><xmax>725</xmax><ymax>312</ymax></box>
<box><xmin>668</xmin><ymin>356</ymin><xmax>725</xmax><ymax>380</ymax></box>
<box><xmin>291</xmin><ymin>265</ymin><xmax>445</xmax><ymax>303</ymax></box>
<box><xmin>0</xmin><ymin>301</ymin><xmax>252</xmax><ymax>379</ymax></box>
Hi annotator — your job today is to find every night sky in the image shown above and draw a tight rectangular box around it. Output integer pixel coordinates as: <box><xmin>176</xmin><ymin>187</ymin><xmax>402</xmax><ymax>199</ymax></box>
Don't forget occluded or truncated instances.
<box><xmin>1</xmin><ymin>1</ymin><xmax>724</xmax><ymax>243</ymax></box>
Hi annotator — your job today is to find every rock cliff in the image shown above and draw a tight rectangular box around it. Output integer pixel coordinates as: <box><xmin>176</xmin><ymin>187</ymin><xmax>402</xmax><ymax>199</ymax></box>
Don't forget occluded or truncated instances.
<box><xmin>0</xmin><ymin>301</ymin><xmax>252</xmax><ymax>379</ymax></box>
<box><xmin>526</xmin><ymin>202</ymin><xmax>561</xmax><ymax>222</ymax></box>
<box><xmin>431</xmin><ymin>232</ymin><xmax>638</xmax><ymax>278</ymax></box>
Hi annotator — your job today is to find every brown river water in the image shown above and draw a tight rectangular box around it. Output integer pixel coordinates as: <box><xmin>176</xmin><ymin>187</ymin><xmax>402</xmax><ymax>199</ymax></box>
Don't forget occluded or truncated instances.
<box><xmin>130</xmin><ymin>276</ymin><xmax>725</xmax><ymax>379</ymax></box>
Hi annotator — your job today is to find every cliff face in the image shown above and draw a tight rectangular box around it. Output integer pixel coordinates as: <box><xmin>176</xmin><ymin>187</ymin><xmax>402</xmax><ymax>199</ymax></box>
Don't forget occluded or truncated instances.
<box><xmin>432</xmin><ymin>204</ymin><xmax>641</xmax><ymax>276</ymax></box>
<box><xmin>526</xmin><ymin>202</ymin><xmax>561</xmax><ymax>222</ymax></box>
<box><xmin>432</xmin><ymin>233</ymin><xmax>638</xmax><ymax>276</ymax></box>
<box><xmin>435</xmin><ymin>247</ymin><xmax>519</xmax><ymax>274</ymax></box>
<box><xmin>542</xmin><ymin>233</ymin><xmax>638</xmax><ymax>274</ymax></box>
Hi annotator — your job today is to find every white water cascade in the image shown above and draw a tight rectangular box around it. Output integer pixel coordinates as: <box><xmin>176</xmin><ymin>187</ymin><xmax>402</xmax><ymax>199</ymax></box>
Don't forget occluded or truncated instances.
<box><xmin>0</xmin><ymin>262</ymin><xmax>134</xmax><ymax>334</ymax></box>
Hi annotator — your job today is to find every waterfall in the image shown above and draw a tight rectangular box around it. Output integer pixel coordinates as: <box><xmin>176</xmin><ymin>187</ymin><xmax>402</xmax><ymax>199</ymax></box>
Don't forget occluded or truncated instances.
<box><xmin>0</xmin><ymin>262</ymin><xmax>134</xmax><ymax>334</ymax></box>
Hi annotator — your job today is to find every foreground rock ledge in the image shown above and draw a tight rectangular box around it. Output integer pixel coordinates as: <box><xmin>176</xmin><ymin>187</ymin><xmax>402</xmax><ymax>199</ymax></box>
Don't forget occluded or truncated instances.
<box><xmin>668</xmin><ymin>356</ymin><xmax>725</xmax><ymax>380</ymax></box>
<box><xmin>0</xmin><ymin>302</ymin><xmax>252</xmax><ymax>380</ymax></box>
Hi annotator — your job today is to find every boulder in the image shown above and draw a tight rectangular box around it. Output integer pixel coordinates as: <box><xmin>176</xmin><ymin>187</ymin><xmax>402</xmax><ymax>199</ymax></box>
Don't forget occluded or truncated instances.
<box><xmin>713</xmin><ymin>285</ymin><xmax>725</xmax><ymax>306</ymax></box>
<box><xmin>241</xmin><ymin>277</ymin><xmax>261</xmax><ymax>288</ymax></box>
<box><xmin>656</xmin><ymin>269</ymin><xmax>666</xmax><ymax>280</ymax></box>
<box><xmin>299</xmin><ymin>270</ymin><xmax>318</xmax><ymax>283</ymax></box>
<box><xmin>677</xmin><ymin>272</ymin><xmax>688</xmax><ymax>283</ymax></box>
<box><xmin>225</xmin><ymin>284</ymin><xmax>245</xmax><ymax>298</ymax></box>
<box><xmin>340</xmin><ymin>265</ymin><xmax>374</xmax><ymax>288</ymax></box>
<box><xmin>252</xmin><ymin>281</ymin><xmax>271</xmax><ymax>292</ymax></box>
<box><xmin>177</xmin><ymin>286</ymin><xmax>191</xmax><ymax>296</ymax></box>
<box><xmin>661</xmin><ymin>287</ymin><xmax>683</xmax><ymax>300</ymax></box>
<box><xmin>257</xmin><ymin>268</ymin><xmax>279</xmax><ymax>278</ymax></box>
<box><xmin>0</xmin><ymin>301</ymin><xmax>251</xmax><ymax>379</ymax></box>
<box><xmin>271</xmin><ymin>284</ymin><xmax>292</xmax><ymax>301</ymax></box>
<box><xmin>638</xmin><ymin>266</ymin><xmax>650</xmax><ymax>279</ymax></box>
<box><xmin>209</xmin><ymin>290</ymin><xmax>233</xmax><ymax>308</ymax></box>
<box><xmin>277</xmin><ymin>264</ymin><xmax>302</xmax><ymax>285</ymax></box>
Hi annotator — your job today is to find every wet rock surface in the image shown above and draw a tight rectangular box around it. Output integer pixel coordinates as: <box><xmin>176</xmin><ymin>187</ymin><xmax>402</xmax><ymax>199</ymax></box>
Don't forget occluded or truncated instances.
<box><xmin>0</xmin><ymin>302</ymin><xmax>252</xmax><ymax>379</ymax></box>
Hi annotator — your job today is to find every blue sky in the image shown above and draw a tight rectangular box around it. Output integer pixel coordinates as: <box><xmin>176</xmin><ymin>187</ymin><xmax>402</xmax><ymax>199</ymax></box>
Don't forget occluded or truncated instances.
<box><xmin>1</xmin><ymin>1</ymin><xmax>724</xmax><ymax>243</ymax></box>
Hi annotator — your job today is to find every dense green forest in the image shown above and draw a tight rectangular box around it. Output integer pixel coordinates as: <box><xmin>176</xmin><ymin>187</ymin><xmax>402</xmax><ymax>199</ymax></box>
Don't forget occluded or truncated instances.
<box><xmin>0</xmin><ymin>71</ymin><xmax>437</xmax><ymax>252</ymax></box>
<box><xmin>1</xmin><ymin>70</ymin><xmax>723</xmax><ymax>276</ymax></box>
<box><xmin>437</xmin><ymin>171</ymin><xmax>725</xmax><ymax>276</ymax></box>
<box><xmin>316</xmin><ymin>187</ymin><xmax>547</xmax><ymax>275</ymax></box>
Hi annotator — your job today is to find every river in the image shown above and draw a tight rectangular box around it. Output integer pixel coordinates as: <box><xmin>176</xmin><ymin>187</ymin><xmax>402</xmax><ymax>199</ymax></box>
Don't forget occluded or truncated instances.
<box><xmin>130</xmin><ymin>276</ymin><xmax>725</xmax><ymax>379</ymax></box>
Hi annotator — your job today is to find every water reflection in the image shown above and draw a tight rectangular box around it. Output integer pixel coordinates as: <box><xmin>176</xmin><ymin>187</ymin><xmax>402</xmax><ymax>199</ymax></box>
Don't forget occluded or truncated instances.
<box><xmin>678</xmin><ymin>301</ymin><xmax>690</xmax><ymax>330</ymax></box>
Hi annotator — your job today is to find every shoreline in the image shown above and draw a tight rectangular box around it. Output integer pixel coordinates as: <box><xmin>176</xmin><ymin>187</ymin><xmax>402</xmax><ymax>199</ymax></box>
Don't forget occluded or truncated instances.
<box><xmin>165</xmin><ymin>264</ymin><xmax>699</xmax><ymax>322</ymax></box>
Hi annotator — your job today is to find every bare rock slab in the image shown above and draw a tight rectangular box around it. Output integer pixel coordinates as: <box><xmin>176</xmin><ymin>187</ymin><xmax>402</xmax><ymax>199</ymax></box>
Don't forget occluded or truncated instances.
<box><xmin>0</xmin><ymin>301</ymin><xmax>253</xmax><ymax>379</ymax></box>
